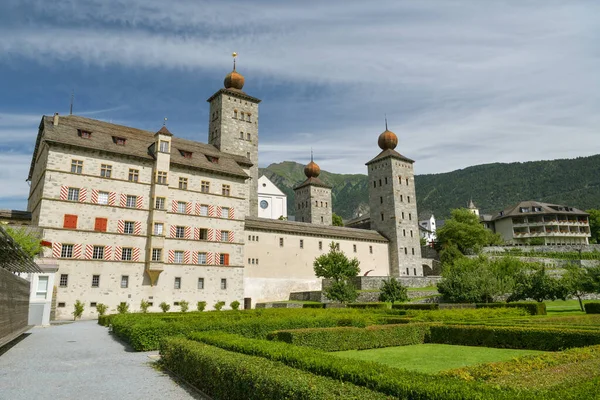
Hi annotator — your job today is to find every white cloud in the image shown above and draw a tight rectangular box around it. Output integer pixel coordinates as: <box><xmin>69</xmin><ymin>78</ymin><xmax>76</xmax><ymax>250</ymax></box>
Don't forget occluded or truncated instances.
<box><xmin>0</xmin><ymin>153</ymin><xmax>31</xmax><ymax>206</ymax></box>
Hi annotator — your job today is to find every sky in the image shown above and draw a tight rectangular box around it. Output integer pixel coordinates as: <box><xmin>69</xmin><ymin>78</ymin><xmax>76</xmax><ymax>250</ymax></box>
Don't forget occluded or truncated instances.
<box><xmin>1</xmin><ymin>0</ymin><xmax>599</xmax><ymax>210</ymax></box>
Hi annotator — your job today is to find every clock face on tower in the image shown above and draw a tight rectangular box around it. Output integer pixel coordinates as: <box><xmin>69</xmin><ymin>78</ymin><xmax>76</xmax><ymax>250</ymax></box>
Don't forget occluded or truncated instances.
<box><xmin>260</xmin><ymin>200</ymin><xmax>269</xmax><ymax>209</ymax></box>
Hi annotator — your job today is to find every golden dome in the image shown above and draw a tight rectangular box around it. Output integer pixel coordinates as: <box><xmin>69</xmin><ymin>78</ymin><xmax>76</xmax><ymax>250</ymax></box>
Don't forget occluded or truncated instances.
<box><xmin>224</xmin><ymin>69</ymin><xmax>245</xmax><ymax>90</ymax></box>
<box><xmin>378</xmin><ymin>129</ymin><xmax>398</xmax><ymax>150</ymax></box>
<box><xmin>304</xmin><ymin>160</ymin><xmax>321</xmax><ymax>178</ymax></box>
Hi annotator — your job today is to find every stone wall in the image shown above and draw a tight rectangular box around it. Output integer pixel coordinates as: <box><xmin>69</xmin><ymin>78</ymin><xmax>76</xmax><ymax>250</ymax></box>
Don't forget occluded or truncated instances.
<box><xmin>483</xmin><ymin>244</ymin><xmax>600</xmax><ymax>253</ymax></box>
<box><xmin>323</xmin><ymin>276</ymin><xmax>441</xmax><ymax>290</ymax></box>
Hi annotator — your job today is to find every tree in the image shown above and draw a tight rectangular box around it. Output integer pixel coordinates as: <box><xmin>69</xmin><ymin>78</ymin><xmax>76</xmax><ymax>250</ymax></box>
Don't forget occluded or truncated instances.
<box><xmin>560</xmin><ymin>265</ymin><xmax>600</xmax><ymax>311</ymax></box>
<box><xmin>379</xmin><ymin>278</ymin><xmax>408</xmax><ymax>304</ymax></box>
<box><xmin>420</xmin><ymin>237</ymin><xmax>427</xmax><ymax>247</ymax></box>
<box><xmin>197</xmin><ymin>301</ymin><xmax>207</xmax><ymax>311</ymax></box>
<box><xmin>117</xmin><ymin>302</ymin><xmax>130</xmax><ymax>314</ymax></box>
<box><xmin>4</xmin><ymin>226</ymin><xmax>43</xmax><ymax>258</ymax></box>
<box><xmin>179</xmin><ymin>300</ymin><xmax>189</xmax><ymax>312</ymax></box>
<box><xmin>73</xmin><ymin>300</ymin><xmax>84</xmax><ymax>320</ymax></box>
<box><xmin>139</xmin><ymin>299</ymin><xmax>150</xmax><ymax>313</ymax></box>
<box><xmin>314</xmin><ymin>242</ymin><xmax>360</xmax><ymax>304</ymax></box>
<box><xmin>230</xmin><ymin>300</ymin><xmax>241</xmax><ymax>310</ymax></box>
<box><xmin>159</xmin><ymin>301</ymin><xmax>170</xmax><ymax>312</ymax></box>
<box><xmin>508</xmin><ymin>265</ymin><xmax>563</xmax><ymax>303</ymax></box>
<box><xmin>587</xmin><ymin>209</ymin><xmax>600</xmax><ymax>244</ymax></box>
<box><xmin>332</xmin><ymin>213</ymin><xmax>344</xmax><ymax>227</ymax></box>
<box><xmin>95</xmin><ymin>303</ymin><xmax>108</xmax><ymax>316</ymax></box>
<box><xmin>214</xmin><ymin>301</ymin><xmax>225</xmax><ymax>311</ymax></box>
<box><xmin>436</xmin><ymin>208</ymin><xmax>502</xmax><ymax>255</ymax></box>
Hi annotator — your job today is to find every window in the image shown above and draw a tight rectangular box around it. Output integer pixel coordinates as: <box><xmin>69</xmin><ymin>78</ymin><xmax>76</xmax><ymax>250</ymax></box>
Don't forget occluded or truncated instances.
<box><xmin>36</xmin><ymin>276</ymin><xmax>49</xmax><ymax>299</ymax></box>
<box><xmin>412</xmin><ymin>248</ymin><xmax>415</xmax><ymax>255</ymax></box>
<box><xmin>151</xmin><ymin>248</ymin><xmax>162</xmax><ymax>262</ymax></box>
<box><xmin>94</xmin><ymin>217</ymin><xmax>107</xmax><ymax>232</ymax></box>
<box><xmin>59</xmin><ymin>274</ymin><xmax>68</xmax><ymax>287</ymax></box>
<box><xmin>177</xmin><ymin>201</ymin><xmax>187</xmax><ymax>214</ymax></box>
<box><xmin>64</xmin><ymin>214</ymin><xmax>78</xmax><ymax>229</ymax></box>
<box><xmin>279</xmin><ymin>238</ymin><xmax>284</xmax><ymax>247</ymax></box>
<box><xmin>198</xmin><ymin>278</ymin><xmax>205</xmax><ymax>289</ymax></box>
<box><xmin>385</xmin><ymin>177</ymin><xmax>388</xmax><ymax>184</ymax></box>
<box><xmin>315</xmin><ymin>200</ymin><xmax>318</xmax><ymax>207</ymax></box>
<box><xmin>234</xmin><ymin>110</ymin><xmax>238</xmax><ymax>118</ymax></box>
<box><xmin>222</xmin><ymin>185</ymin><xmax>231</xmax><ymax>196</ymax></box>
<box><xmin>115</xmin><ymin>137</ymin><xmax>126</xmax><ymax>145</ymax></box>
<box><xmin>128</xmin><ymin>169</ymin><xmax>139</xmax><ymax>182</ymax></box>
<box><xmin>58</xmin><ymin>302</ymin><xmax>66</xmax><ymax>308</ymax></box>
<box><xmin>199</xmin><ymin>228</ymin><xmax>208</xmax><ymax>240</ymax></box>
<box><xmin>156</xmin><ymin>171</ymin><xmax>167</xmax><ymax>184</ymax></box>
<box><xmin>153</xmin><ymin>223</ymin><xmax>163</xmax><ymax>236</ymax></box>
<box><xmin>410</xmin><ymin>230</ymin><xmax>413</xmax><ymax>238</ymax></box>
<box><xmin>409</xmin><ymin>213</ymin><xmax>412</xmax><ymax>221</ymax></box>
<box><xmin>222</xmin><ymin>207</ymin><xmax>230</xmax><ymax>218</ymax></box>
<box><xmin>174</xmin><ymin>277</ymin><xmax>181</xmax><ymax>289</ymax></box>
<box><xmin>181</xmin><ymin>150</ymin><xmax>192</xmax><ymax>159</ymax></box>
<box><xmin>71</xmin><ymin>159</ymin><xmax>83</xmax><ymax>174</ymax></box>
<box><xmin>402</xmin><ymin>212</ymin><xmax>405</xmax><ymax>219</ymax></box>
<box><xmin>319</xmin><ymin>241</ymin><xmax>322</xmax><ymax>250</ymax></box>
<box><xmin>90</xmin><ymin>302</ymin><xmax>97</xmax><ymax>308</ymax></box>
<box><xmin>406</xmin><ymin>268</ymin><xmax>410</xmax><ymax>275</ymax></box>
<box><xmin>92</xmin><ymin>275</ymin><xmax>100</xmax><ymax>288</ymax></box>
<box><xmin>198</xmin><ymin>252</ymin><xmax>207</xmax><ymax>265</ymax></box>
<box><xmin>175</xmin><ymin>226</ymin><xmax>185</xmax><ymax>238</ymax></box>
<box><xmin>353</xmin><ymin>244</ymin><xmax>357</xmax><ymax>253</ymax></box>
<box><xmin>79</xmin><ymin>129</ymin><xmax>91</xmax><ymax>138</ymax></box>
<box><xmin>414</xmin><ymin>268</ymin><xmax>417</xmax><ymax>276</ymax></box>
<box><xmin>126</xmin><ymin>195</ymin><xmax>137</xmax><ymax>208</ymax></box>
<box><xmin>121</xmin><ymin>275</ymin><xmax>129</xmax><ymax>289</ymax></box>
<box><xmin>92</xmin><ymin>246</ymin><xmax>104</xmax><ymax>259</ymax></box>
<box><xmin>219</xmin><ymin>254</ymin><xmax>229</xmax><ymax>265</ymax></box>
<box><xmin>124</xmin><ymin>221</ymin><xmax>134</xmax><ymax>234</ymax></box>
<box><xmin>179</xmin><ymin>177</ymin><xmax>188</xmax><ymax>190</ymax></box>
<box><xmin>159</xmin><ymin>140</ymin><xmax>169</xmax><ymax>153</ymax></box>
<box><xmin>98</xmin><ymin>191</ymin><xmax>109</xmax><ymax>205</ymax></box>
<box><xmin>61</xmin><ymin>244</ymin><xmax>73</xmax><ymax>258</ymax></box>
<box><xmin>201</xmin><ymin>181</ymin><xmax>210</xmax><ymax>193</ymax></box>
<box><xmin>100</xmin><ymin>164</ymin><xmax>112</xmax><ymax>178</ymax></box>
<box><xmin>239</xmin><ymin>131</ymin><xmax>244</xmax><ymax>139</ymax></box>
<box><xmin>379</xmin><ymin>179</ymin><xmax>382</xmax><ymax>186</ymax></box>
<box><xmin>381</xmin><ymin>213</ymin><xmax>384</xmax><ymax>221</ymax></box>
<box><xmin>68</xmin><ymin>187</ymin><xmax>80</xmax><ymax>201</ymax></box>
<box><xmin>174</xmin><ymin>251</ymin><xmax>184</xmax><ymax>264</ymax></box>
<box><xmin>247</xmin><ymin>114</ymin><xmax>251</xmax><ymax>122</ymax></box>
<box><xmin>403</xmin><ymin>229</ymin><xmax>406</xmax><ymax>237</ymax></box>
<box><xmin>221</xmin><ymin>278</ymin><xmax>227</xmax><ymax>290</ymax></box>
<box><xmin>406</xmin><ymin>178</ymin><xmax>409</xmax><ymax>185</ymax></box>
<box><xmin>300</xmin><ymin>239</ymin><xmax>304</xmax><ymax>249</ymax></box>
<box><xmin>199</xmin><ymin>204</ymin><xmax>209</xmax><ymax>216</ymax></box>
<box><xmin>400</xmin><ymin>195</ymin><xmax>403</xmax><ymax>202</ymax></box>
<box><xmin>155</xmin><ymin>197</ymin><xmax>165</xmax><ymax>210</ymax></box>
<box><xmin>221</xmin><ymin>231</ymin><xmax>230</xmax><ymax>242</ymax></box>
<box><xmin>122</xmin><ymin>248</ymin><xmax>132</xmax><ymax>261</ymax></box>
<box><xmin>246</xmin><ymin>132</ymin><xmax>251</xmax><ymax>141</ymax></box>
<box><xmin>380</xmin><ymin>196</ymin><xmax>383</xmax><ymax>204</ymax></box>
<box><xmin>207</xmin><ymin>156</ymin><xmax>219</xmax><ymax>164</ymax></box>
<box><xmin>373</xmin><ymin>181</ymin><xmax>376</xmax><ymax>188</ymax></box>
<box><xmin>321</xmin><ymin>216</ymin><xmax>324</xmax><ymax>223</ymax></box>
<box><xmin>408</xmin><ymin>196</ymin><xmax>411</xmax><ymax>203</ymax></box>
<box><xmin>404</xmin><ymin>248</ymin><xmax>408</xmax><ymax>255</ymax></box>
<box><xmin>369</xmin><ymin>245</ymin><xmax>373</xmax><ymax>254</ymax></box>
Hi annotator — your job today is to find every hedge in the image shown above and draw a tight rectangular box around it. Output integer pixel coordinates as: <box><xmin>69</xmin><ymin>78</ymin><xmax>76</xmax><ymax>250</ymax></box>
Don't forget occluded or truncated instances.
<box><xmin>267</xmin><ymin>323</ymin><xmax>430</xmax><ymax>351</ymax></box>
<box><xmin>346</xmin><ymin>302</ymin><xmax>389</xmax><ymax>309</ymax></box>
<box><xmin>302</xmin><ymin>303</ymin><xmax>325</xmax><ymax>308</ymax></box>
<box><xmin>475</xmin><ymin>302</ymin><xmax>547</xmax><ymax>316</ymax></box>
<box><xmin>429</xmin><ymin>324</ymin><xmax>600</xmax><ymax>351</ymax></box>
<box><xmin>584</xmin><ymin>302</ymin><xmax>600</xmax><ymax>314</ymax></box>
<box><xmin>160</xmin><ymin>337</ymin><xmax>392</xmax><ymax>400</ymax></box>
<box><xmin>392</xmin><ymin>303</ymin><xmax>439</xmax><ymax>310</ymax></box>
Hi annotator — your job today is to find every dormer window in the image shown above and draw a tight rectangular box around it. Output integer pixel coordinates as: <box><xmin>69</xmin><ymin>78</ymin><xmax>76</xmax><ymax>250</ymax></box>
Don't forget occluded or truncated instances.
<box><xmin>206</xmin><ymin>156</ymin><xmax>219</xmax><ymax>164</ymax></box>
<box><xmin>159</xmin><ymin>140</ymin><xmax>169</xmax><ymax>153</ymax></box>
<box><xmin>179</xmin><ymin>150</ymin><xmax>193</xmax><ymax>159</ymax></box>
<box><xmin>113</xmin><ymin>136</ymin><xmax>127</xmax><ymax>145</ymax></box>
<box><xmin>520</xmin><ymin>207</ymin><xmax>530</xmax><ymax>213</ymax></box>
<box><xmin>78</xmin><ymin>129</ymin><xmax>91</xmax><ymax>138</ymax></box>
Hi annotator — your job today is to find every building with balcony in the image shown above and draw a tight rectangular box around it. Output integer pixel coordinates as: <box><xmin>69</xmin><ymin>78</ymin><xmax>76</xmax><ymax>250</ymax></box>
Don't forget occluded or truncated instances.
<box><xmin>491</xmin><ymin>201</ymin><xmax>590</xmax><ymax>245</ymax></box>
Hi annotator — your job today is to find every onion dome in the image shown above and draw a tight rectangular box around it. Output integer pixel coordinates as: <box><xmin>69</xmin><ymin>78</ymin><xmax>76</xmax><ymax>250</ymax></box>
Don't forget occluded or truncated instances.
<box><xmin>304</xmin><ymin>160</ymin><xmax>321</xmax><ymax>178</ymax></box>
<box><xmin>378</xmin><ymin>129</ymin><xmax>398</xmax><ymax>150</ymax></box>
<box><xmin>224</xmin><ymin>52</ymin><xmax>245</xmax><ymax>90</ymax></box>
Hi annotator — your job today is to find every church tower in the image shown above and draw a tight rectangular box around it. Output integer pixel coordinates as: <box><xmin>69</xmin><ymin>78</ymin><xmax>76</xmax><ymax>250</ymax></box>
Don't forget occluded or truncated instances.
<box><xmin>467</xmin><ymin>199</ymin><xmax>480</xmax><ymax>216</ymax></box>
<box><xmin>207</xmin><ymin>53</ymin><xmax>261</xmax><ymax>216</ymax></box>
<box><xmin>367</xmin><ymin>125</ymin><xmax>422</xmax><ymax>276</ymax></box>
<box><xmin>294</xmin><ymin>156</ymin><xmax>333</xmax><ymax>225</ymax></box>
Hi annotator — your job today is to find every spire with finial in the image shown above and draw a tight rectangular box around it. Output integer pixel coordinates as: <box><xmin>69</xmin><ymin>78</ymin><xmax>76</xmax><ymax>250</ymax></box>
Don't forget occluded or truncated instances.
<box><xmin>377</xmin><ymin>117</ymin><xmax>398</xmax><ymax>150</ymax></box>
<box><xmin>304</xmin><ymin>150</ymin><xmax>321</xmax><ymax>178</ymax></box>
<box><xmin>224</xmin><ymin>52</ymin><xmax>245</xmax><ymax>90</ymax></box>
<box><xmin>385</xmin><ymin>114</ymin><xmax>388</xmax><ymax>131</ymax></box>
<box><xmin>163</xmin><ymin>117</ymin><xmax>168</xmax><ymax>126</ymax></box>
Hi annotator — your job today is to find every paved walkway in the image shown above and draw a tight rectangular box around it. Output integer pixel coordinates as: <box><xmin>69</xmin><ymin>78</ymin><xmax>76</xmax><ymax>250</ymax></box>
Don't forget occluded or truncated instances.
<box><xmin>0</xmin><ymin>320</ymin><xmax>204</xmax><ymax>400</ymax></box>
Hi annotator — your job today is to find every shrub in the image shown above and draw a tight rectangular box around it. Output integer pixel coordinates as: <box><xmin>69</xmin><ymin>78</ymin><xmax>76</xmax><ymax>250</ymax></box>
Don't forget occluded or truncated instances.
<box><xmin>95</xmin><ymin>303</ymin><xmax>108</xmax><ymax>316</ymax></box>
<box><xmin>379</xmin><ymin>277</ymin><xmax>409</xmax><ymax>304</ymax></box>
<box><xmin>302</xmin><ymin>303</ymin><xmax>325</xmax><ymax>308</ymax></box>
<box><xmin>585</xmin><ymin>302</ymin><xmax>600</xmax><ymax>314</ymax></box>
<box><xmin>179</xmin><ymin>300</ymin><xmax>189</xmax><ymax>313</ymax></box>
<box><xmin>73</xmin><ymin>300</ymin><xmax>84</xmax><ymax>320</ymax></box>
<box><xmin>392</xmin><ymin>303</ymin><xmax>439</xmax><ymax>310</ymax></box>
<box><xmin>346</xmin><ymin>302</ymin><xmax>389</xmax><ymax>309</ymax></box>
<box><xmin>98</xmin><ymin>314</ymin><xmax>115</xmax><ymax>326</ymax></box>
<box><xmin>267</xmin><ymin>323</ymin><xmax>430</xmax><ymax>351</ymax></box>
<box><xmin>230</xmin><ymin>300</ymin><xmax>241</xmax><ymax>310</ymax></box>
<box><xmin>197</xmin><ymin>301</ymin><xmax>207</xmax><ymax>312</ymax></box>
<box><xmin>117</xmin><ymin>302</ymin><xmax>130</xmax><ymax>314</ymax></box>
<box><xmin>140</xmin><ymin>299</ymin><xmax>150</xmax><ymax>313</ymax></box>
<box><xmin>406</xmin><ymin>307</ymin><xmax>528</xmax><ymax>322</ymax></box>
<box><xmin>160</xmin><ymin>337</ymin><xmax>390</xmax><ymax>400</ymax></box>
<box><xmin>214</xmin><ymin>301</ymin><xmax>225</xmax><ymax>311</ymax></box>
<box><xmin>476</xmin><ymin>302</ymin><xmax>546</xmax><ymax>316</ymax></box>
<box><xmin>159</xmin><ymin>302</ymin><xmax>170</xmax><ymax>313</ymax></box>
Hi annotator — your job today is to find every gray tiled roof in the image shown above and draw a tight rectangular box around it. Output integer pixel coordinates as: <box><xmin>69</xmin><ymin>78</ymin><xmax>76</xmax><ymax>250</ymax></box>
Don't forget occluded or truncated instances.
<box><xmin>245</xmin><ymin>216</ymin><xmax>388</xmax><ymax>242</ymax></box>
<box><xmin>365</xmin><ymin>149</ymin><xmax>414</xmax><ymax>165</ymax></box>
<box><xmin>293</xmin><ymin>177</ymin><xmax>332</xmax><ymax>190</ymax></box>
<box><xmin>494</xmin><ymin>200</ymin><xmax>589</xmax><ymax>221</ymax></box>
<box><xmin>28</xmin><ymin>115</ymin><xmax>251</xmax><ymax>180</ymax></box>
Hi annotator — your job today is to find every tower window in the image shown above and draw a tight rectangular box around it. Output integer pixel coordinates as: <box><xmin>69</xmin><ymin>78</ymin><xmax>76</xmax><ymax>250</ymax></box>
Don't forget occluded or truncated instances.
<box><xmin>406</xmin><ymin>178</ymin><xmax>409</xmax><ymax>185</ymax></box>
<box><xmin>380</xmin><ymin>196</ymin><xmax>383</xmax><ymax>204</ymax></box>
<box><xmin>408</xmin><ymin>196</ymin><xmax>411</xmax><ymax>203</ymax></box>
<box><xmin>234</xmin><ymin>110</ymin><xmax>238</xmax><ymax>118</ymax></box>
<box><xmin>300</xmin><ymin>239</ymin><xmax>304</xmax><ymax>249</ymax></box>
<box><xmin>159</xmin><ymin>140</ymin><xmax>169</xmax><ymax>153</ymax></box>
<box><xmin>369</xmin><ymin>246</ymin><xmax>373</xmax><ymax>254</ymax></box>
<box><xmin>247</xmin><ymin>114</ymin><xmax>251</xmax><ymax>122</ymax></box>
<box><xmin>381</xmin><ymin>213</ymin><xmax>384</xmax><ymax>221</ymax></box>
<box><xmin>406</xmin><ymin>268</ymin><xmax>410</xmax><ymax>275</ymax></box>
<box><xmin>353</xmin><ymin>244</ymin><xmax>357</xmax><ymax>253</ymax></box>
<box><xmin>400</xmin><ymin>195</ymin><xmax>403</xmax><ymax>202</ymax></box>
<box><xmin>385</xmin><ymin>177</ymin><xmax>388</xmax><ymax>184</ymax></box>
<box><xmin>315</xmin><ymin>200</ymin><xmax>318</xmax><ymax>206</ymax></box>
<box><xmin>319</xmin><ymin>241</ymin><xmax>323</xmax><ymax>250</ymax></box>
<box><xmin>405</xmin><ymin>248</ymin><xmax>408</xmax><ymax>255</ymax></box>
<box><xmin>379</xmin><ymin>179</ymin><xmax>382</xmax><ymax>187</ymax></box>
<box><xmin>402</xmin><ymin>212</ymin><xmax>405</xmax><ymax>219</ymax></box>
<box><xmin>409</xmin><ymin>213</ymin><xmax>412</xmax><ymax>221</ymax></box>
<box><xmin>412</xmin><ymin>248</ymin><xmax>415</xmax><ymax>255</ymax></box>
<box><xmin>321</xmin><ymin>216</ymin><xmax>324</xmax><ymax>223</ymax></box>
<box><xmin>410</xmin><ymin>230</ymin><xmax>413</xmax><ymax>237</ymax></box>
<box><xmin>240</xmin><ymin>132</ymin><xmax>244</xmax><ymax>139</ymax></box>
<box><xmin>247</xmin><ymin>133</ymin><xmax>251</xmax><ymax>141</ymax></box>
<box><xmin>279</xmin><ymin>238</ymin><xmax>284</xmax><ymax>247</ymax></box>
<box><xmin>373</xmin><ymin>181</ymin><xmax>376</xmax><ymax>188</ymax></box>
<box><xmin>398</xmin><ymin>176</ymin><xmax>402</xmax><ymax>184</ymax></box>
<box><xmin>403</xmin><ymin>229</ymin><xmax>406</xmax><ymax>237</ymax></box>
<box><xmin>414</xmin><ymin>268</ymin><xmax>417</xmax><ymax>275</ymax></box>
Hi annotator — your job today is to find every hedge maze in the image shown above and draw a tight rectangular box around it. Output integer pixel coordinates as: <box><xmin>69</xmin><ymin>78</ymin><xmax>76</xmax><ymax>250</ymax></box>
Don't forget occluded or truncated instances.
<box><xmin>100</xmin><ymin>304</ymin><xmax>600</xmax><ymax>400</ymax></box>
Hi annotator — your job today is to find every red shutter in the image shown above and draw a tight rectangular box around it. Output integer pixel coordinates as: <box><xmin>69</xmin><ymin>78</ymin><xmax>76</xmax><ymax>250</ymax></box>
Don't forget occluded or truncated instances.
<box><xmin>94</xmin><ymin>218</ymin><xmax>108</xmax><ymax>232</ymax></box>
<box><xmin>63</xmin><ymin>214</ymin><xmax>78</xmax><ymax>229</ymax></box>
<box><xmin>223</xmin><ymin>254</ymin><xmax>229</xmax><ymax>266</ymax></box>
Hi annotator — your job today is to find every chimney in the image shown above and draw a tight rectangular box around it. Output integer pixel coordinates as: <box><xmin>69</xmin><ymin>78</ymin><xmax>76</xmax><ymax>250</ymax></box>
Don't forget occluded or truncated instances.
<box><xmin>53</xmin><ymin>113</ymin><xmax>59</xmax><ymax>126</ymax></box>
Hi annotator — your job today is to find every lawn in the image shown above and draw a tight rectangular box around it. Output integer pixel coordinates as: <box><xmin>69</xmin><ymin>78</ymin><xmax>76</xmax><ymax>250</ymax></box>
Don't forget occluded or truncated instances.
<box><xmin>334</xmin><ymin>344</ymin><xmax>544</xmax><ymax>374</ymax></box>
<box><xmin>545</xmin><ymin>299</ymin><xmax>586</xmax><ymax>315</ymax></box>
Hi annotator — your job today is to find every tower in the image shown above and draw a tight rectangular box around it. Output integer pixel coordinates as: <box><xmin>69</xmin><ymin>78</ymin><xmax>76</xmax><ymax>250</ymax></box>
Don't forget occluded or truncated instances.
<box><xmin>367</xmin><ymin>125</ymin><xmax>422</xmax><ymax>276</ymax></box>
<box><xmin>467</xmin><ymin>199</ymin><xmax>480</xmax><ymax>216</ymax></box>
<box><xmin>293</xmin><ymin>155</ymin><xmax>333</xmax><ymax>225</ymax></box>
<box><xmin>207</xmin><ymin>53</ymin><xmax>261</xmax><ymax>216</ymax></box>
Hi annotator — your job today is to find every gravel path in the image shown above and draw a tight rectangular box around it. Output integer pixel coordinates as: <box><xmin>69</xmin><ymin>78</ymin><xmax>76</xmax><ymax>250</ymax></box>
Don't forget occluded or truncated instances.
<box><xmin>0</xmin><ymin>320</ymin><xmax>205</xmax><ymax>400</ymax></box>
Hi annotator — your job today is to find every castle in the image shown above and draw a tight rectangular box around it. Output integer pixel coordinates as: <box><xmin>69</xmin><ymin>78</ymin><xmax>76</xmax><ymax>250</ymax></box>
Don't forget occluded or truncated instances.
<box><xmin>26</xmin><ymin>58</ymin><xmax>423</xmax><ymax>318</ymax></box>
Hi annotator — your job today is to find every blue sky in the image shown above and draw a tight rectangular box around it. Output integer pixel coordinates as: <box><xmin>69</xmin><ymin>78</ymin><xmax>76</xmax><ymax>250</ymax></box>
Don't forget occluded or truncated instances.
<box><xmin>1</xmin><ymin>1</ymin><xmax>599</xmax><ymax>210</ymax></box>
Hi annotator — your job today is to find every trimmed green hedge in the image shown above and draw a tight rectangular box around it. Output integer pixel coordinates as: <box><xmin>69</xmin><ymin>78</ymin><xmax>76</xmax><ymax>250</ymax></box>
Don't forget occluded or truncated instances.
<box><xmin>267</xmin><ymin>323</ymin><xmax>430</xmax><ymax>351</ymax></box>
<box><xmin>160</xmin><ymin>337</ymin><xmax>391</xmax><ymax>400</ymax></box>
<box><xmin>585</xmin><ymin>302</ymin><xmax>600</xmax><ymax>314</ymax></box>
<box><xmin>346</xmin><ymin>302</ymin><xmax>389</xmax><ymax>309</ymax></box>
<box><xmin>392</xmin><ymin>303</ymin><xmax>439</xmax><ymax>310</ymax></box>
<box><xmin>429</xmin><ymin>324</ymin><xmax>600</xmax><ymax>351</ymax></box>
<box><xmin>98</xmin><ymin>314</ymin><xmax>115</xmax><ymax>326</ymax></box>
<box><xmin>475</xmin><ymin>302</ymin><xmax>547</xmax><ymax>316</ymax></box>
<box><xmin>302</xmin><ymin>303</ymin><xmax>325</xmax><ymax>308</ymax></box>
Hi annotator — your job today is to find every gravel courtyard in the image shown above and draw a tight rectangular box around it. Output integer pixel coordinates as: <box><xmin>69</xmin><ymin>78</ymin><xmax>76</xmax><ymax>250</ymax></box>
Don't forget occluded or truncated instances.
<box><xmin>0</xmin><ymin>320</ymin><xmax>204</xmax><ymax>400</ymax></box>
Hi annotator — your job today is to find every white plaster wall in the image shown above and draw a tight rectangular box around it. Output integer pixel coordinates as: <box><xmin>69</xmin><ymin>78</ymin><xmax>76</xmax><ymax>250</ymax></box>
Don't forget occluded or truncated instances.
<box><xmin>244</xmin><ymin>277</ymin><xmax>321</xmax><ymax>306</ymax></box>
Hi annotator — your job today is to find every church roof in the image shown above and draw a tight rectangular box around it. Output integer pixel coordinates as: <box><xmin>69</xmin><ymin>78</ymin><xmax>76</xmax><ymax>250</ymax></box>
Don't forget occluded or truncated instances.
<box><xmin>245</xmin><ymin>216</ymin><xmax>388</xmax><ymax>242</ymax></box>
<box><xmin>28</xmin><ymin>115</ymin><xmax>251</xmax><ymax>181</ymax></box>
<box><xmin>365</xmin><ymin>148</ymin><xmax>414</xmax><ymax>165</ymax></box>
<box><xmin>293</xmin><ymin>176</ymin><xmax>332</xmax><ymax>190</ymax></box>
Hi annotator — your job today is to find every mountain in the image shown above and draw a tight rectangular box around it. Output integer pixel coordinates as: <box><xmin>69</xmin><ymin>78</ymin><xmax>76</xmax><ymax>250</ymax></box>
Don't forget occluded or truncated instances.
<box><xmin>259</xmin><ymin>155</ymin><xmax>600</xmax><ymax>220</ymax></box>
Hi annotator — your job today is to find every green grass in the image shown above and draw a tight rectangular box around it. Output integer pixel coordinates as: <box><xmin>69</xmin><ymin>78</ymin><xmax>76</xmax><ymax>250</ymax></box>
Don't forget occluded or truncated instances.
<box><xmin>334</xmin><ymin>344</ymin><xmax>545</xmax><ymax>374</ymax></box>
<box><xmin>545</xmin><ymin>299</ymin><xmax>586</xmax><ymax>315</ymax></box>
<box><xmin>407</xmin><ymin>286</ymin><xmax>438</xmax><ymax>292</ymax></box>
